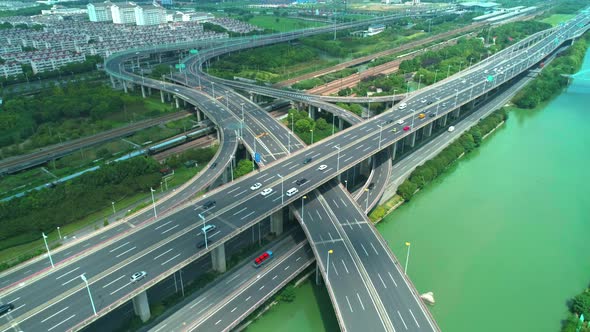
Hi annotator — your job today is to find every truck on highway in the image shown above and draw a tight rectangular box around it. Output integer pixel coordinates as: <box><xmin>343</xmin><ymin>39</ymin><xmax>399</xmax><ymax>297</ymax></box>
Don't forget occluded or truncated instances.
<box><xmin>253</xmin><ymin>250</ymin><xmax>273</xmax><ymax>267</ymax></box>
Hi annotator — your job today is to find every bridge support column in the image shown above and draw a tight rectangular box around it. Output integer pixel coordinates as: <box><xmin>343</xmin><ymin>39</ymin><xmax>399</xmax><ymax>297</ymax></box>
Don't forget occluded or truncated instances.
<box><xmin>338</xmin><ymin>117</ymin><xmax>344</xmax><ymax>130</ymax></box>
<box><xmin>453</xmin><ymin>108</ymin><xmax>460</xmax><ymax>119</ymax></box>
<box><xmin>110</xmin><ymin>75</ymin><xmax>116</xmax><ymax>89</ymax></box>
<box><xmin>222</xmin><ymin>166</ymin><xmax>231</xmax><ymax>183</ymax></box>
<box><xmin>391</xmin><ymin>141</ymin><xmax>397</xmax><ymax>161</ymax></box>
<box><xmin>174</xmin><ymin>96</ymin><xmax>180</xmax><ymax>109</ymax></box>
<box><xmin>270</xmin><ymin>210</ymin><xmax>283</xmax><ymax>235</ymax></box>
<box><xmin>425</xmin><ymin>123</ymin><xmax>433</xmax><ymax>138</ymax></box>
<box><xmin>308</xmin><ymin>105</ymin><xmax>315</xmax><ymax>120</ymax></box>
<box><xmin>359</xmin><ymin>157</ymin><xmax>371</xmax><ymax>177</ymax></box>
<box><xmin>408</xmin><ymin>132</ymin><xmax>416</xmax><ymax>148</ymax></box>
<box><xmin>160</xmin><ymin>90</ymin><xmax>165</xmax><ymax>103</ymax></box>
<box><xmin>122</xmin><ymin>81</ymin><xmax>128</xmax><ymax>94</ymax></box>
<box><xmin>196</xmin><ymin>109</ymin><xmax>202</xmax><ymax>122</ymax></box>
<box><xmin>442</xmin><ymin>114</ymin><xmax>448</xmax><ymax>127</ymax></box>
<box><xmin>141</xmin><ymin>85</ymin><xmax>146</xmax><ymax>98</ymax></box>
<box><xmin>211</xmin><ymin>243</ymin><xmax>226</xmax><ymax>273</ymax></box>
<box><xmin>132</xmin><ymin>291</ymin><xmax>151</xmax><ymax>322</ymax></box>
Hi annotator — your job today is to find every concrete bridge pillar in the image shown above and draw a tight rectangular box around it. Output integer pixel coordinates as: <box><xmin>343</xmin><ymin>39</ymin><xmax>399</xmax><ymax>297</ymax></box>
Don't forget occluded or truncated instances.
<box><xmin>196</xmin><ymin>109</ymin><xmax>202</xmax><ymax>122</ymax></box>
<box><xmin>408</xmin><ymin>131</ymin><xmax>416</xmax><ymax>148</ymax></box>
<box><xmin>338</xmin><ymin>117</ymin><xmax>344</xmax><ymax>130</ymax></box>
<box><xmin>425</xmin><ymin>122</ymin><xmax>433</xmax><ymax>138</ymax></box>
<box><xmin>442</xmin><ymin>114</ymin><xmax>448</xmax><ymax>127</ymax></box>
<box><xmin>174</xmin><ymin>96</ymin><xmax>180</xmax><ymax>109</ymax></box>
<box><xmin>222</xmin><ymin>165</ymin><xmax>231</xmax><ymax>183</ymax></box>
<box><xmin>453</xmin><ymin>108</ymin><xmax>460</xmax><ymax>119</ymax></box>
<box><xmin>211</xmin><ymin>243</ymin><xmax>226</xmax><ymax>273</ymax></box>
<box><xmin>148</xmin><ymin>87</ymin><xmax>152</xmax><ymax>96</ymax></box>
<box><xmin>359</xmin><ymin>157</ymin><xmax>372</xmax><ymax>177</ymax></box>
<box><xmin>270</xmin><ymin>210</ymin><xmax>284</xmax><ymax>235</ymax></box>
<box><xmin>110</xmin><ymin>75</ymin><xmax>116</xmax><ymax>89</ymax></box>
<box><xmin>308</xmin><ymin>105</ymin><xmax>315</xmax><ymax>120</ymax></box>
<box><xmin>391</xmin><ymin>141</ymin><xmax>397</xmax><ymax>161</ymax></box>
<box><xmin>122</xmin><ymin>81</ymin><xmax>128</xmax><ymax>94</ymax></box>
<box><xmin>160</xmin><ymin>90</ymin><xmax>165</xmax><ymax>103</ymax></box>
<box><xmin>141</xmin><ymin>85</ymin><xmax>146</xmax><ymax>98</ymax></box>
<box><xmin>132</xmin><ymin>291</ymin><xmax>151</xmax><ymax>322</ymax></box>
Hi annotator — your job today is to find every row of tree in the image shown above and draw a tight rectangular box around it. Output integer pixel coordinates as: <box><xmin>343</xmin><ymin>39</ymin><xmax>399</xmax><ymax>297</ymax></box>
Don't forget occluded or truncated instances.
<box><xmin>397</xmin><ymin>108</ymin><xmax>507</xmax><ymax>201</ymax></box>
<box><xmin>0</xmin><ymin>157</ymin><xmax>162</xmax><ymax>248</ymax></box>
<box><xmin>513</xmin><ymin>34</ymin><xmax>589</xmax><ymax>109</ymax></box>
<box><xmin>561</xmin><ymin>286</ymin><xmax>590</xmax><ymax>332</ymax></box>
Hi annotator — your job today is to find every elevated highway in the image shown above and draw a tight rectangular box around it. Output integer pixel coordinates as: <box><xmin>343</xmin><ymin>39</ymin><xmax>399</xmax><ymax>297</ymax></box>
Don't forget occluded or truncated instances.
<box><xmin>0</xmin><ymin>9</ymin><xmax>587</xmax><ymax>332</ymax></box>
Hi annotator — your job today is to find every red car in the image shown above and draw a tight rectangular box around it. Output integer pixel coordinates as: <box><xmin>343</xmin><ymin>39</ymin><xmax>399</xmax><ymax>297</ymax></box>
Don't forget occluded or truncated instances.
<box><xmin>253</xmin><ymin>250</ymin><xmax>273</xmax><ymax>267</ymax></box>
<box><xmin>403</xmin><ymin>126</ymin><xmax>411</xmax><ymax>131</ymax></box>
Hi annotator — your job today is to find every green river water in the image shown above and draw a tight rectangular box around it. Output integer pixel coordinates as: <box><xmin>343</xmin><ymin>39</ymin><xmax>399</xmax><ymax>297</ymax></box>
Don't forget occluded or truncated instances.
<box><xmin>247</xmin><ymin>49</ymin><xmax>590</xmax><ymax>332</ymax></box>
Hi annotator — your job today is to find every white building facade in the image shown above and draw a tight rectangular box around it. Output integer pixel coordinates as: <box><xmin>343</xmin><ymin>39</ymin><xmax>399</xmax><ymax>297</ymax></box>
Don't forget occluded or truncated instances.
<box><xmin>87</xmin><ymin>2</ymin><xmax>113</xmax><ymax>22</ymax></box>
<box><xmin>135</xmin><ymin>4</ymin><xmax>164</xmax><ymax>26</ymax></box>
<box><xmin>111</xmin><ymin>2</ymin><xmax>137</xmax><ymax>24</ymax></box>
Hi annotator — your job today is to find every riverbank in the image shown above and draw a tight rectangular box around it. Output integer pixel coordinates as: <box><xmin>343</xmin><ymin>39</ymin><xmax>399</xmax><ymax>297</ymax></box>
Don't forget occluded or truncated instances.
<box><xmin>561</xmin><ymin>284</ymin><xmax>590</xmax><ymax>332</ymax></box>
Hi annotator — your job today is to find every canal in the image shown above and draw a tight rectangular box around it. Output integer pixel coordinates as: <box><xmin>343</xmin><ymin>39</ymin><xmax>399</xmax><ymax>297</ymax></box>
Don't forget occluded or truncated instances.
<box><xmin>246</xmin><ymin>50</ymin><xmax>590</xmax><ymax>332</ymax></box>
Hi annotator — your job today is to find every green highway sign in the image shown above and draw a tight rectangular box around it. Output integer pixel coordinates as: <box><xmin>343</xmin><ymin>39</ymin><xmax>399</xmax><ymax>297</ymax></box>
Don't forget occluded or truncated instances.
<box><xmin>487</xmin><ymin>75</ymin><xmax>494</xmax><ymax>82</ymax></box>
<box><xmin>189</xmin><ymin>49</ymin><xmax>199</xmax><ymax>54</ymax></box>
<box><xmin>175</xmin><ymin>63</ymin><xmax>186</xmax><ymax>69</ymax></box>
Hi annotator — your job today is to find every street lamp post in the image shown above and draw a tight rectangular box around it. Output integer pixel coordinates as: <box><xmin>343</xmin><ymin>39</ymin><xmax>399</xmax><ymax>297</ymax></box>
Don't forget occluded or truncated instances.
<box><xmin>332</xmin><ymin>113</ymin><xmax>335</xmax><ymax>136</ymax></box>
<box><xmin>365</xmin><ymin>188</ymin><xmax>369</xmax><ymax>211</ymax></box>
<box><xmin>253</xmin><ymin>138</ymin><xmax>257</xmax><ymax>171</ymax></box>
<box><xmin>150</xmin><ymin>187</ymin><xmax>157</xmax><ymax>219</ymax></box>
<box><xmin>81</xmin><ymin>274</ymin><xmax>97</xmax><ymax>316</ymax></box>
<box><xmin>111</xmin><ymin>201</ymin><xmax>116</xmax><ymax>216</ymax></box>
<box><xmin>446</xmin><ymin>64</ymin><xmax>451</xmax><ymax>78</ymax></box>
<box><xmin>230</xmin><ymin>156</ymin><xmax>234</xmax><ymax>182</ymax></box>
<box><xmin>404</xmin><ymin>242</ymin><xmax>411</xmax><ymax>275</ymax></box>
<box><xmin>326</xmin><ymin>249</ymin><xmax>333</xmax><ymax>280</ymax></box>
<box><xmin>289</xmin><ymin>112</ymin><xmax>294</xmax><ymax>155</ymax></box>
<box><xmin>57</xmin><ymin>227</ymin><xmax>62</xmax><ymax>240</ymax></box>
<box><xmin>392</xmin><ymin>89</ymin><xmax>397</xmax><ymax>109</ymax></box>
<box><xmin>310</xmin><ymin>129</ymin><xmax>314</xmax><ymax>145</ymax></box>
<box><xmin>434</xmin><ymin>70</ymin><xmax>439</xmax><ymax>83</ymax></box>
<box><xmin>42</xmin><ymin>232</ymin><xmax>54</xmax><ymax>268</ymax></box>
<box><xmin>240</xmin><ymin>103</ymin><xmax>245</xmax><ymax>140</ymax></box>
<box><xmin>344</xmin><ymin>180</ymin><xmax>348</xmax><ymax>191</ymax></box>
<box><xmin>198</xmin><ymin>213</ymin><xmax>208</xmax><ymax>249</ymax></box>
<box><xmin>278</xmin><ymin>174</ymin><xmax>284</xmax><ymax>205</ymax></box>
<box><xmin>417</xmin><ymin>74</ymin><xmax>423</xmax><ymax>91</ymax></box>
<box><xmin>301</xmin><ymin>196</ymin><xmax>307</xmax><ymax>223</ymax></box>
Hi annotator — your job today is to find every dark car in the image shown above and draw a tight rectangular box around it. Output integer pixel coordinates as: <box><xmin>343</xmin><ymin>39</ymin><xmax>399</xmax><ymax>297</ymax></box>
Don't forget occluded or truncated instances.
<box><xmin>385</xmin><ymin>119</ymin><xmax>394</xmax><ymax>124</ymax></box>
<box><xmin>427</xmin><ymin>101</ymin><xmax>433</xmax><ymax>105</ymax></box>
<box><xmin>295</xmin><ymin>178</ymin><xmax>308</xmax><ymax>186</ymax></box>
<box><xmin>368</xmin><ymin>182</ymin><xmax>375</xmax><ymax>190</ymax></box>
<box><xmin>429</xmin><ymin>113</ymin><xmax>436</xmax><ymax>118</ymax></box>
<box><xmin>210</xmin><ymin>162</ymin><xmax>218</xmax><ymax>169</ymax></box>
<box><xmin>0</xmin><ymin>303</ymin><xmax>14</xmax><ymax>317</ymax></box>
<box><xmin>303</xmin><ymin>157</ymin><xmax>312</xmax><ymax>164</ymax></box>
<box><xmin>203</xmin><ymin>200</ymin><xmax>216</xmax><ymax>209</ymax></box>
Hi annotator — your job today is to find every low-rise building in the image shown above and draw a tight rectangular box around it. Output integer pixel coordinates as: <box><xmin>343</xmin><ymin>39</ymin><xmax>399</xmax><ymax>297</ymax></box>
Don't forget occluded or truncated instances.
<box><xmin>0</xmin><ymin>62</ymin><xmax>23</xmax><ymax>78</ymax></box>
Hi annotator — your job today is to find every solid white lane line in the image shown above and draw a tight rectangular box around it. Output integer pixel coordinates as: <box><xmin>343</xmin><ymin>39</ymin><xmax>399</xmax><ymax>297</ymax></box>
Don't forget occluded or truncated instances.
<box><xmin>398</xmin><ymin>310</ymin><xmax>409</xmax><ymax>330</ymax></box>
<box><xmin>377</xmin><ymin>273</ymin><xmax>387</xmax><ymax>289</ymax></box>
<box><xmin>215</xmin><ymin>320</ymin><xmax>222</xmax><ymax>325</ymax></box>
<box><xmin>233</xmin><ymin>207</ymin><xmax>248</xmax><ymax>216</ymax></box>
<box><xmin>153</xmin><ymin>248</ymin><xmax>173</xmax><ymax>260</ymax></box>
<box><xmin>55</xmin><ymin>267</ymin><xmax>80</xmax><ymax>280</ymax></box>
<box><xmin>345</xmin><ymin>296</ymin><xmax>354</xmax><ymax>313</ymax></box>
<box><xmin>241</xmin><ymin>211</ymin><xmax>256</xmax><ymax>220</ymax></box>
<box><xmin>61</xmin><ymin>275</ymin><xmax>81</xmax><ymax>286</ymax></box>
<box><xmin>370</xmin><ymin>243</ymin><xmax>379</xmax><ymax>255</ymax></box>
<box><xmin>161</xmin><ymin>224</ymin><xmax>179</xmax><ymax>235</ymax></box>
<box><xmin>11</xmin><ymin>304</ymin><xmax>25</xmax><ymax>313</ymax></box>
<box><xmin>41</xmin><ymin>306</ymin><xmax>70</xmax><ymax>323</ymax></box>
<box><xmin>245</xmin><ymin>296</ymin><xmax>251</xmax><ymax>301</ymax></box>
<box><xmin>115</xmin><ymin>246</ymin><xmax>136</xmax><ymax>258</ymax></box>
<box><xmin>102</xmin><ymin>275</ymin><xmax>125</xmax><ymax>288</ymax></box>
<box><xmin>360</xmin><ymin>244</ymin><xmax>369</xmax><ymax>257</ymax></box>
<box><xmin>356</xmin><ymin>293</ymin><xmax>365</xmax><ymax>311</ymax></box>
<box><xmin>189</xmin><ymin>297</ymin><xmax>206</xmax><ymax>309</ymax></box>
<box><xmin>153</xmin><ymin>324</ymin><xmax>168</xmax><ymax>332</ymax></box>
<box><xmin>409</xmin><ymin>309</ymin><xmax>420</xmax><ymax>327</ymax></box>
<box><xmin>109</xmin><ymin>241</ymin><xmax>130</xmax><ymax>252</ymax></box>
<box><xmin>231</xmin><ymin>307</ymin><xmax>237</xmax><ymax>313</ymax></box>
<box><xmin>48</xmin><ymin>314</ymin><xmax>75</xmax><ymax>331</ymax></box>
<box><xmin>154</xmin><ymin>220</ymin><xmax>173</xmax><ymax>230</ymax></box>
<box><xmin>161</xmin><ymin>253</ymin><xmax>181</xmax><ymax>266</ymax></box>
<box><xmin>110</xmin><ymin>281</ymin><xmax>132</xmax><ymax>295</ymax></box>
<box><xmin>8</xmin><ymin>297</ymin><xmax>20</xmax><ymax>303</ymax></box>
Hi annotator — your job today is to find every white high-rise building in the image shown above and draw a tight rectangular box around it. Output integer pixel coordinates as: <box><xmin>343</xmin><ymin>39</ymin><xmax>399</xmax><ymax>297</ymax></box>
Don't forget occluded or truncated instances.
<box><xmin>87</xmin><ymin>1</ymin><xmax>113</xmax><ymax>22</ymax></box>
<box><xmin>135</xmin><ymin>4</ymin><xmax>164</xmax><ymax>26</ymax></box>
<box><xmin>111</xmin><ymin>2</ymin><xmax>137</xmax><ymax>24</ymax></box>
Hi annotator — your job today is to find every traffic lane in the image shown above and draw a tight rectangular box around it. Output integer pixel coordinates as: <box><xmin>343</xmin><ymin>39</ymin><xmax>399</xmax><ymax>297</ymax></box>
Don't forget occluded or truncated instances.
<box><xmin>190</xmin><ymin>243</ymin><xmax>314</xmax><ymax>332</ymax></box>
<box><xmin>12</xmin><ymin>221</ymin><xmax>217</xmax><ymax>332</ymax></box>
<box><xmin>152</xmin><ymin>231</ymin><xmax>306</xmax><ymax>331</ymax></box>
<box><xmin>324</xmin><ymin>185</ymin><xmax>431</xmax><ymax>331</ymax></box>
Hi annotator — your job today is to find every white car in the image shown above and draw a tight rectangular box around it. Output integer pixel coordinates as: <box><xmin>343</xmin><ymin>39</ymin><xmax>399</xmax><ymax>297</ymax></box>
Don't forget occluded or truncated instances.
<box><xmin>318</xmin><ymin>165</ymin><xmax>327</xmax><ymax>171</ymax></box>
<box><xmin>250</xmin><ymin>183</ymin><xmax>262</xmax><ymax>190</ymax></box>
<box><xmin>130</xmin><ymin>271</ymin><xmax>147</xmax><ymax>283</ymax></box>
<box><xmin>448</xmin><ymin>126</ymin><xmax>455</xmax><ymax>132</ymax></box>
<box><xmin>397</xmin><ymin>119</ymin><xmax>404</xmax><ymax>125</ymax></box>
<box><xmin>260</xmin><ymin>188</ymin><xmax>273</xmax><ymax>196</ymax></box>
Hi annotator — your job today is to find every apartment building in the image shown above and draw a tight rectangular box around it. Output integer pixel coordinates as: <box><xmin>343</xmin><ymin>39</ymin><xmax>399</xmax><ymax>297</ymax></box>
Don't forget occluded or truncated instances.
<box><xmin>111</xmin><ymin>2</ymin><xmax>136</xmax><ymax>24</ymax></box>
<box><xmin>135</xmin><ymin>4</ymin><xmax>164</xmax><ymax>26</ymax></box>
<box><xmin>87</xmin><ymin>2</ymin><xmax>113</xmax><ymax>22</ymax></box>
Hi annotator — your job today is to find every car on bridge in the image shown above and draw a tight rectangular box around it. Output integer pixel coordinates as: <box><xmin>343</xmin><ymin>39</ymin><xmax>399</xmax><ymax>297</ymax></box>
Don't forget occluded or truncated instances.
<box><xmin>253</xmin><ymin>250</ymin><xmax>273</xmax><ymax>268</ymax></box>
<box><xmin>403</xmin><ymin>126</ymin><xmax>411</xmax><ymax>131</ymax></box>
<box><xmin>397</xmin><ymin>119</ymin><xmax>405</xmax><ymax>125</ymax></box>
<box><xmin>130</xmin><ymin>271</ymin><xmax>147</xmax><ymax>283</ymax></box>
<box><xmin>0</xmin><ymin>303</ymin><xmax>14</xmax><ymax>317</ymax></box>
<box><xmin>261</xmin><ymin>188</ymin><xmax>273</xmax><ymax>196</ymax></box>
<box><xmin>318</xmin><ymin>164</ymin><xmax>327</xmax><ymax>171</ymax></box>
<box><xmin>419</xmin><ymin>113</ymin><xmax>426</xmax><ymax>119</ymax></box>
<box><xmin>250</xmin><ymin>183</ymin><xmax>262</xmax><ymax>190</ymax></box>
<box><xmin>203</xmin><ymin>200</ymin><xmax>216</xmax><ymax>209</ymax></box>
<box><xmin>286</xmin><ymin>187</ymin><xmax>299</xmax><ymax>197</ymax></box>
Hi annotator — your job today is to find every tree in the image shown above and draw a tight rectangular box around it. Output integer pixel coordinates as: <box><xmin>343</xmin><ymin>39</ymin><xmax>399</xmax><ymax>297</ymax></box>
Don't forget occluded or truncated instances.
<box><xmin>103</xmin><ymin>218</ymin><xmax>109</xmax><ymax>227</ymax></box>
<box><xmin>572</xmin><ymin>291</ymin><xmax>590</xmax><ymax>319</ymax></box>
<box><xmin>295</xmin><ymin>119</ymin><xmax>312</xmax><ymax>133</ymax></box>
<box><xmin>397</xmin><ymin>180</ymin><xmax>417</xmax><ymax>201</ymax></box>
<box><xmin>280</xmin><ymin>285</ymin><xmax>296</xmax><ymax>302</ymax></box>
<box><xmin>315</xmin><ymin>118</ymin><xmax>328</xmax><ymax>131</ymax></box>
<box><xmin>234</xmin><ymin>159</ymin><xmax>254</xmax><ymax>179</ymax></box>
